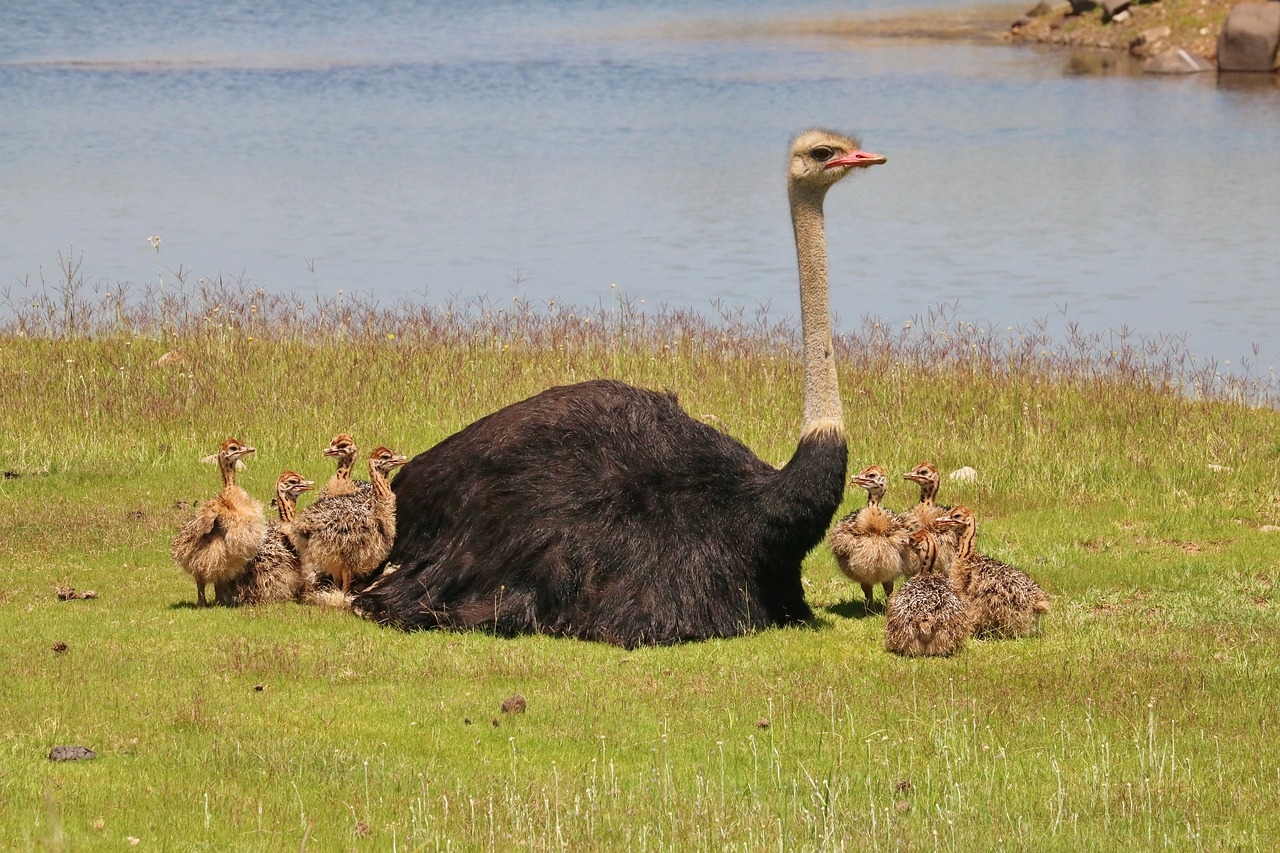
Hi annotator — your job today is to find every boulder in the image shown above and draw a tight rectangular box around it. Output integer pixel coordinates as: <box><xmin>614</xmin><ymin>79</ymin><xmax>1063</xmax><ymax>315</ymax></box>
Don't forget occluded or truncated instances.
<box><xmin>1217</xmin><ymin>3</ymin><xmax>1280</xmax><ymax>72</ymax></box>
<box><xmin>1143</xmin><ymin>48</ymin><xmax>1215</xmax><ymax>73</ymax></box>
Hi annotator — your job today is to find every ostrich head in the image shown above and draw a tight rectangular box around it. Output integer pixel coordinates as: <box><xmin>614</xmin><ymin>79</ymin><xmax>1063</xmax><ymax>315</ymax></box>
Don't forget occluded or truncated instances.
<box><xmin>852</xmin><ymin>464</ymin><xmax>889</xmax><ymax>501</ymax></box>
<box><xmin>218</xmin><ymin>438</ymin><xmax>255</xmax><ymax>465</ymax></box>
<box><xmin>903</xmin><ymin>460</ymin><xmax>941</xmax><ymax>498</ymax></box>
<box><xmin>276</xmin><ymin>471</ymin><xmax>315</xmax><ymax>499</ymax></box>
<box><xmin>788</xmin><ymin>129</ymin><xmax>886</xmax><ymax>195</ymax></box>
<box><xmin>935</xmin><ymin>505</ymin><xmax>976</xmax><ymax>533</ymax></box>
<box><xmin>323</xmin><ymin>433</ymin><xmax>358</xmax><ymax>462</ymax></box>
<box><xmin>369</xmin><ymin>447</ymin><xmax>409</xmax><ymax>477</ymax></box>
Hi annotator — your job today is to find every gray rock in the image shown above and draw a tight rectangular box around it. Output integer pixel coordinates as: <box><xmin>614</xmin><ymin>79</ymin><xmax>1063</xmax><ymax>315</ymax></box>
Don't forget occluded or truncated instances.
<box><xmin>49</xmin><ymin>745</ymin><xmax>97</xmax><ymax>762</ymax></box>
<box><xmin>1143</xmin><ymin>48</ymin><xmax>1215</xmax><ymax>73</ymax></box>
<box><xmin>949</xmin><ymin>466</ymin><xmax>978</xmax><ymax>483</ymax></box>
<box><xmin>1217</xmin><ymin>3</ymin><xmax>1280</xmax><ymax>72</ymax></box>
<box><xmin>1102</xmin><ymin>0</ymin><xmax>1131</xmax><ymax>21</ymax></box>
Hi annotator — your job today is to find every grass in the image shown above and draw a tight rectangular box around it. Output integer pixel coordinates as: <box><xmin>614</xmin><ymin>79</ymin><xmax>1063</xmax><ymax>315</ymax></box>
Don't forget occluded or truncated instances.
<box><xmin>1</xmin><ymin>268</ymin><xmax>1279</xmax><ymax>849</ymax></box>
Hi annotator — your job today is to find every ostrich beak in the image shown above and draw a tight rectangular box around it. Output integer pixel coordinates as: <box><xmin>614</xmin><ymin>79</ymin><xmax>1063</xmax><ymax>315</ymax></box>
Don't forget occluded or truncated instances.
<box><xmin>825</xmin><ymin>150</ymin><xmax>886</xmax><ymax>169</ymax></box>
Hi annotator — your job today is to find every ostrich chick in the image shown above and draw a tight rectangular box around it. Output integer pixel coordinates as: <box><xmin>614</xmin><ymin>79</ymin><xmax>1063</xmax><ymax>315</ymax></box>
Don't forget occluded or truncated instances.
<box><xmin>826</xmin><ymin>465</ymin><xmax>912</xmax><ymax>610</ymax></box>
<box><xmin>318</xmin><ymin>433</ymin><xmax>370</xmax><ymax>498</ymax></box>
<box><xmin>231</xmin><ymin>471</ymin><xmax>315</xmax><ymax>605</ymax></box>
<box><xmin>902</xmin><ymin>460</ymin><xmax>960</xmax><ymax>573</ymax></box>
<box><xmin>171</xmin><ymin>438</ymin><xmax>267</xmax><ymax>607</ymax></box>
<box><xmin>291</xmin><ymin>446</ymin><xmax>408</xmax><ymax>593</ymax></box>
<box><xmin>936</xmin><ymin>505</ymin><xmax>1049</xmax><ymax>638</ymax></box>
<box><xmin>884</xmin><ymin>529</ymin><xmax>972</xmax><ymax>657</ymax></box>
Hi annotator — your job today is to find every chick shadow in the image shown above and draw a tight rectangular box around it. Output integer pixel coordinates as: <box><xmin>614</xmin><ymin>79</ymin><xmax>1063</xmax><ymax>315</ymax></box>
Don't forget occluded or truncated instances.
<box><xmin>824</xmin><ymin>598</ymin><xmax>882</xmax><ymax>620</ymax></box>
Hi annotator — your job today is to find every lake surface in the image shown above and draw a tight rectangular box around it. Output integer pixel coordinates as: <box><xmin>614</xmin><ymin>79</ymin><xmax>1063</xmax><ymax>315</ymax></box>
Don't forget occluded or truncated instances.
<box><xmin>2</xmin><ymin>0</ymin><xmax>1278</xmax><ymax>372</ymax></box>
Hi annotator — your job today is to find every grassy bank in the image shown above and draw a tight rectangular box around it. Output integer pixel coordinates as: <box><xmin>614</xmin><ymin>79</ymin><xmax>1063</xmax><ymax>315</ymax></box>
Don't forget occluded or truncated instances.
<box><xmin>2</xmin><ymin>281</ymin><xmax>1279</xmax><ymax>849</ymax></box>
<box><xmin>1010</xmin><ymin>0</ymin><xmax>1239</xmax><ymax>59</ymax></box>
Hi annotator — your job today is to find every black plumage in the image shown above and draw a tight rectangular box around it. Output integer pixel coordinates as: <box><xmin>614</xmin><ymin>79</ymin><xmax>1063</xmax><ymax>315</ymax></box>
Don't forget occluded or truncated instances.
<box><xmin>355</xmin><ymin>380</ymin><xmax>845</xmax><ymax>647</ymax></box>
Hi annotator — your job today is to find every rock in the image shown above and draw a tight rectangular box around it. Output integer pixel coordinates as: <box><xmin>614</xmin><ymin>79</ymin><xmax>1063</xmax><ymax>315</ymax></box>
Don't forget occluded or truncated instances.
<box><xmin>1130</xmin><ymin>25</ymin><xmax>1172</xmax><ymax>56</ymax></box>
<box><xmin>1217</xmin><ymin>3</ymin><xmax>1280</xmax><ymax>72</ymax></box>
<box><xmin>500</xmin><ymin>694</ymin><xmax>527</xmax><ymax>714</ymax></box>
<box><xmin>1070</xmin><ymin>0</ymin><xmax>1099</xmax><ymax>14</ymax></box>
<box><xmin>1143</xmin><ymin>48</ymin><xmax>1216</xmax><ymax>73</ymax></box>
<box><xmin>52</xmin><ymin>641</ymin><xmax>68</xmax><ymax>653</ymax></box>
<box><xmin>949</xmin><ymin>466</ymin><xmax>978</xmax><ymax>483</ymax></box>
<box><xmin>1110</xmin><ymin>10</ymin><xmax>1130</xmax><ymax>23</ymax></box>
<box><xmin>49</xmin><ymin>745</ymin><xmax>97</xmax><ymax>762</ymax></box>
<box><xmin>1102</xmin><ymin>0</ymin><xmax>1131</xmax><ymax>21</ymax></box>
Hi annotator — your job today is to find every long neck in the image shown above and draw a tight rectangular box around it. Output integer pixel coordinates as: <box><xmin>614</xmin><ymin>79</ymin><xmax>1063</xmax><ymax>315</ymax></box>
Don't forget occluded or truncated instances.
<box><xmin>220</xmin><ymin>458</ymin><xmax>238</xmax><ymax>490</ymax></box>
<box><xmin>918</xmin><ymin>480</ymin><xmax>937</xmax><ymax>507</ymax></box>
<box><xmin>789</xmin><ymin>186</ymin><xmax>843</xmax><ymax>441</ymax></box>
<box><xmin>866</xmin><ymin>488</ymin><xmax>883</xmax><ymax>509</ymax></box>
<box><xmin>334</xmin><ymin>454</ymin><xmax>355</xmax><ymax>482</ymax></box>
<box><xmin>276</xmin><ymin>490</ymin><xmax>298</xmax><ymax>523</ymax></box>
<box><xmin>917</xmin><ymin>538</ymin><xmax>937</xmax><ymax>575</ymax></box>
<box><xmin>956</xmin><ymin>521</ymin><xmax>976</xmax><ymax>560</ymax></box>
<box><xmin>369</xmin><ymin>464</ymin><xmax>393</xmax><ymax>502</ymax></box>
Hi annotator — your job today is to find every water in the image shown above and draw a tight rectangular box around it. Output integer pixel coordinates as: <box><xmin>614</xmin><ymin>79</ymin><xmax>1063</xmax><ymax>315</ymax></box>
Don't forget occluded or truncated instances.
<box><xmin>2</xmin><ymin>0</ymin><xmax>1278</xmax><ymax>372</ymax></box>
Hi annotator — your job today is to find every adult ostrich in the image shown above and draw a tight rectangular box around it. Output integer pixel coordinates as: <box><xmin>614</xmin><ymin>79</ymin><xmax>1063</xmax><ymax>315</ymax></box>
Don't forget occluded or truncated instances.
<box><xmin>355</xmin><ymin>129</ymin><xmax>886</xmax><ymax>647</ymax></box>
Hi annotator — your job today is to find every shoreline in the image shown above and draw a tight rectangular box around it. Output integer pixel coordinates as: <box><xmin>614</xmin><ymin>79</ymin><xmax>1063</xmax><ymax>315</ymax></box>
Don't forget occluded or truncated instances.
<box><xmin>762</xmin><ymin>1</ymin><xmax>1256</xmax><ymax>72</ymax></box>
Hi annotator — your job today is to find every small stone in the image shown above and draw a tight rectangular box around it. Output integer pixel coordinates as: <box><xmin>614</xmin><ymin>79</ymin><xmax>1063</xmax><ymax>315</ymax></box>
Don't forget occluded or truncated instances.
<box><xmin>500</xmin><ymin>694</ymin><xmax>527</xmax><ymax>714</ymax></box>
<box><xmin>463</xmin><ymin>718</ymin><xmax>472</xmax><ymax>725</ymax></box>
<box><xmin>253</xmin><ymin>684</ymin><xmax>265</xmax><ymax>692</ymax></box>
<box><xmin>755</xmin><ymin>718</ymin><xmax>771</xmax><ymax>729</ymax></box>
<box><xmin>1110</xmin><ymin>9</ymin><xmax>1130</xmax><ymax>23</ymax></box>
<box><xmin>949</xmin><ymin>466</ymin><xmax>978</xmax><ymax>483</ymax></box>
<box><xmin>52</xmin><ymin>641</ymin><xmax>68</xmax><ymax>653</ymax></box>
<box><xmin>49</xmin><ymin>745</ymin><xmax>97</xmax><ymax>762</ymax></box>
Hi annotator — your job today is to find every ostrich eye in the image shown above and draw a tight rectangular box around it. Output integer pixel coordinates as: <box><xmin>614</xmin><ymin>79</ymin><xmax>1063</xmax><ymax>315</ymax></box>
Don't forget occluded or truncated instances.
<box><xmin>811</xmin><ymin>146</ymin><xmax>835</xmax><ymax>162</ymax></box>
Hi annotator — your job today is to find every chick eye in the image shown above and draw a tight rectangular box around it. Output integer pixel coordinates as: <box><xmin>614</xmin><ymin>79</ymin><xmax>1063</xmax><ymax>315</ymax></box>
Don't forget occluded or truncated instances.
<box><xmin>811</xmin><ymin>146</ymin><xmax>835</xmax><ymax>162</ymax></box>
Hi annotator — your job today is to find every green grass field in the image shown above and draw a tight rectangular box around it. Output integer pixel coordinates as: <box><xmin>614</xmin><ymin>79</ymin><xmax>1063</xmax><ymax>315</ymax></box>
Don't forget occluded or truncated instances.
<box><xmin>2</xmin><ymin>283</ymin><xmax>1278</xmax><ymax>849</ymax></box>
